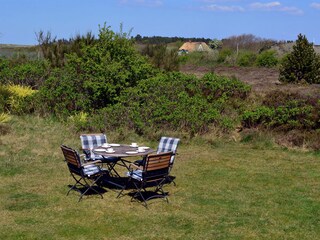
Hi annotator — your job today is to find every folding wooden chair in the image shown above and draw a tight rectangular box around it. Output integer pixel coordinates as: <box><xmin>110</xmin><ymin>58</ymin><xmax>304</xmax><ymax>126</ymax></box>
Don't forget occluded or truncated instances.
<box><xmin>118</xmin><ymin>151</ymin><xmax>173</xmax><ymax>208</ymax></box>
<box><xmin>134</xmin><ymin>136</ymin><xmax>180</xmax><ymax>185</ymax></box>
<box><xmin>61</xmin><ymin>145</ymin><xmax>107</xmax><ymax>202</ymax></box>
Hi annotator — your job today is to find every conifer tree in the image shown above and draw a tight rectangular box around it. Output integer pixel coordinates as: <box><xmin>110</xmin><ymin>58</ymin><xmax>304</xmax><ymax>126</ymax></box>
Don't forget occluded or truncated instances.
<box><xmin>279</xmin><ymin>34</ymin><xmax>320</xmax><ymax>84</ymax></box>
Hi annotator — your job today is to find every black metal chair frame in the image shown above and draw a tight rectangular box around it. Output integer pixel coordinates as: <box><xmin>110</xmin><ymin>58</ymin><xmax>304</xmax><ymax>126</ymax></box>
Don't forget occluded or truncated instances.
<box><xmin>118</xmin><ymin>151</ymin><xmax>173</xmax><ymax>208</ymax></box>
<box><xmin>61</xmin><ymin>145</ymin><xmax>107</xmax><ymax>202</ymax></box>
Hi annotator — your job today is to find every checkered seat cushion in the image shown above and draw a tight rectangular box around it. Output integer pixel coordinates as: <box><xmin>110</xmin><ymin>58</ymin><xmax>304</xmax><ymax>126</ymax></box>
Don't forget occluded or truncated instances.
<box><xmin>80</xmin><ymin>134</ymin><xmax>107</xmax><ymax>160</ymax></box>
<box><xmin>82</xmin><ymin>164</ymin><xmax>102</xmax><ymax>177</ymax></box>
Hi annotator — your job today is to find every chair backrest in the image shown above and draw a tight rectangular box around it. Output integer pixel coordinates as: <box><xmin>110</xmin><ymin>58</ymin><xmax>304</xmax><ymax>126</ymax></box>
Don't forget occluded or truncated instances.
<box><xmin>80</xmin><ymin>133</ymin><xmax>107</xmax><ymax>159</ymax></box>
<box><xmin>143</xmin><ymin>152</ymin><xmax>172</xmax><ymax>182</ymax></box>
<box><xmin>80</xmin><ymin>133</ymin><xmax>107</xmax><ymax>149</ymax></box>
<box><xmin>157</xmin><ymin>137</ymin><xmax>180</xmax><ymax>165</ymax></box>
<box><xmin>61</xmin><ymin>145</ymin><xmax>82</xmax><ymax>170</ymax></box>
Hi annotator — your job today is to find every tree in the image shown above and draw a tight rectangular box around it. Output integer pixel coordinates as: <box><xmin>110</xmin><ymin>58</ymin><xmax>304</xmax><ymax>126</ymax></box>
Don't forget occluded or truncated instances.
<box><xmin>221</xmin><ymin>34</ymin><xmax>276</xmax><ymax>52</ymax></box>
<box><xmin>279</xmin><ymin>34</ymin><xmax>320</xmax><ymax>84</ymax></box>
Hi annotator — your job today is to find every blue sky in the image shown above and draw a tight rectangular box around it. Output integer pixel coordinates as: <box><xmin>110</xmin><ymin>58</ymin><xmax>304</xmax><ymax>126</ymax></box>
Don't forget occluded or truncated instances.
<box><xmin>1</xmin><ymin>0</ymin><xmax>320</xmax><ymax>45</ymax></box>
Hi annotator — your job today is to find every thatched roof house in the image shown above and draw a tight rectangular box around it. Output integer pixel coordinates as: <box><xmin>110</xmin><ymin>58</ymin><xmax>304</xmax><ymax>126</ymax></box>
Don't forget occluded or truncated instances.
<box><xmin>179</xmin><ymin>42</ymin><xmax>212</xmax><ymax>53</ymax></box>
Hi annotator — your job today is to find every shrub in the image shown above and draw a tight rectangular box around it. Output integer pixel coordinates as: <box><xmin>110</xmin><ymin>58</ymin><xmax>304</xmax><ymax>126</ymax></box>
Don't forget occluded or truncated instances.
<box><xmin>279</xmin><ymin>34</ymin><xmax>320</xmax><ymax>84</ymax></box>
<box><xmin>242</xmin><ymin>91</ymin><xmax>320</xmax><ymax>131</ymax></box>
<box><xmin>256</xmin><ymin>50</ymin><xmax>278</xmax><ymax>67</ymax></box>
<box><xmin>141</xmin><ymin>44</ymin><xmax>180</xmax><ymax>71</ymax></box>
<box><xmin>0</xmin><ymin>59</ymin><xmax>49</xmax><ymax>88</ymax></box>
<box><xmin>0</xmin><ymin>84</ymin><xmax>37</xmax><ymax>114</ymax></box>
<box><xmin>68</xmin><ymin>111</ymin><xmax>89</xmax><ymax>132</ymax></box>
<box><xmin>36</xmin><ymin>23</ymin><xmax>155</xmax><ymax>116</ymax></box>
<box><xmin>6</xmin><ymin>84</ymin><xmax>37</xmax><ymax>115</ymax></box>
<box><xmin>0</xmin><ymin>84</ymin><xmax>11</xmax><ymax>112</ymax></box>
<box><xmin>237</xmin><ymin>51</ymin><xmax>257</xmax><ymax>67</ymax></box>
<box><xmin>35</xmin><ymin>69</ymin><xmax>90</xmax><ymax>117</ymax></box>
<box><xmin>96</xmin><ymin>72</ymin><xmax>251</xmax><ymax>136</ymax></box>
<box><xmin>217</xmin><ymin>48</ymin><xmax>233</xmax><ymax>64</ymax></box>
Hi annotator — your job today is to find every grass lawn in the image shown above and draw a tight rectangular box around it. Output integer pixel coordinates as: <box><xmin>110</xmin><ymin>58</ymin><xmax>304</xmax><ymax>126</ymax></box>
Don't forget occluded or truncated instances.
<box><xmin>1</xmin><ymin>116</ymin><xmax>320</xmax><ymax>239</ymax></box>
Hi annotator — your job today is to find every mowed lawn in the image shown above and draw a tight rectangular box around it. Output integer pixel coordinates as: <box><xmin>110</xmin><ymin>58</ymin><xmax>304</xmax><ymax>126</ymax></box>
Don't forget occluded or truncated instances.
<box><xmin>1</xmin><ymin>116</ymin><xmax>320</xmax><ymax>239</ymax></box>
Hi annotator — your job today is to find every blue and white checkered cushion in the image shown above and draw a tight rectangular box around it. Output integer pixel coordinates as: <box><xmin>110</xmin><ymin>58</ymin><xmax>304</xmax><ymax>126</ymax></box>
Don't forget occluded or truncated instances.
<box><xmin>157</xmin><ymin>137</ymin><xmax>180</xmax><ymax>164</ymax></box>
<box><xmin>80</xmin><ymin>134</ymin><xmax>107</xmax><ymax>160</ymax></box>
<box><xmin>82</xmin><ymin>164</ymin><xmax>101</xmax><ymax>177</ymax></box>
<box><xmin>127</xmin><ymin>169</ymin><xmax>143</xmax><ymax>181</ymax></box>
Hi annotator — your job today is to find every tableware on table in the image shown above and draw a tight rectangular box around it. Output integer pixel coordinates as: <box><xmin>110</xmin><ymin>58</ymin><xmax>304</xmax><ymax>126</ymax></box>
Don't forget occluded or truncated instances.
<box><xmin>130</xmin><ymin>142</ymin><xmax>138</xmax><ymax>147</ymax></box>
<box><xmin>95</xmin><ymin>148</ymin><xmax>106</xmax><ymax>152</ymax></box>
<box><xmin>138</xmin><ymin>147</ymin><xmax>145</xmax><ymax>153</ymax></box>
<box><xmin>106</xmin><ymin>148</ymin><xmax>115</xmax><ymax>153</ymax></box>
<box><xmin>109</xmin><ymin>143</ymin><xmax>120</xmax><ymax>147</ymax></box>
<box><xmin>126</xmin><ymin>151</ymin><xmax>138</xmax><ymax>154</ymax></box>
<box><xmin>140</xmin><ymin>146</ymin><xmax>150</xmax><ymax>150</ymax></box>
<box><xmin>102</xmin><ymin>143</ymin><xmax>110</xmax><ymax>148</ymax></box>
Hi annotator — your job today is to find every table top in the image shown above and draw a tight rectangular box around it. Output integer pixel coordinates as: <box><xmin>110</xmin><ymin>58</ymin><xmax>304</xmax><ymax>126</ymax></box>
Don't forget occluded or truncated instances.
<box><xmin>93</xmin><ymin>144</ymin><xmax>155</xmax><ymax>158</ymax></box>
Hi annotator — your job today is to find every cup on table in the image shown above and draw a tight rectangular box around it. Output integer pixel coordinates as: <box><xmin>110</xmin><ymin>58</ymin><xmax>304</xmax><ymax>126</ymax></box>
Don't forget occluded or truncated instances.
<box><xmin>106</xmin><ymin>148</ymin><xmax>114</xmax><ymax>153</ymax></box>
<box><xmin>131</xmin><ymin>142</ymin><xmax>138</xmax><ymax>147</ymax></box>
<box><xmin>138</xmin><ymin>147</ymin><xmax>145</xmax><ymax>153</ymax></box>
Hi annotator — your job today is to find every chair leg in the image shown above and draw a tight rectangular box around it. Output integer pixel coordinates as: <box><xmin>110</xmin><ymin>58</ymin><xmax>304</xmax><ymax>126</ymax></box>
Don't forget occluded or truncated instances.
<box><xmin>131</xmin><ymin>181</ymin><xmax>149</xmax><ymax>208</ymax></box>
<box><xmin>106</xmin><ymin>162</ymin><xmax>121</xmax><ymax>178</ymax></box>
<box><xmin>151</xmin><ymin>179</ymin><xmax>169</xmax><ymax>203</ymax></box>
<box><xmin>79</xmin><ymin>175</ymin><xmax>104</xmax><ymax>202</ymax></box>
<box><xmin>67</xmin><ymin>173</ymin><xmax>86</xmax><ymax>196</ymax></box>
<box><xmin>116</xmin><ymin>175</ymin><xmax>131</xmax><ymax>199</ymax></box>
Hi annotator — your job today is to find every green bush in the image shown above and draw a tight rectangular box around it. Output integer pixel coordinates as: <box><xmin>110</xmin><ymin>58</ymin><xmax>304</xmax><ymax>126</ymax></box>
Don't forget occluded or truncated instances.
<box><xmin>237</xmin><ymin>51</ymin><xmax>257</xmax><ymax>67</ymax></box>
<box><xmin>94</xmin><ymin>72</ymin><xmax>251</xmax><ymax>136</ymax></box>
<box><xmin>217</xmin><ymin>48</ymin><xmax>233</xmax><ymax>64</ymax></box>
<box><xmin>0</xmin><ymin>84</ymin><xmax>11</xmax><ymax>112</ymax></box>
<box><xmin>242</xmin><ymin>91</ymin><xmax>320</xmax><ymax>131</ymax></box>
<box><xmin>141</xmin><ymin>44</ymin><xmax>180</xmax><ymax>71</ymax></box>
<box><xmin>256</xmin><ymin>50</ymin><xmax>278</xmax><ymax>67</ymax></box>
<box><xmin>36</xmin><ymin>23</ymin><xmax>156</xmax><ymax>116</ymax></box>
<box><xmin>0</xmin><ymin>59</ymin><xmax>49</xmax><ymax>88</ymax></box>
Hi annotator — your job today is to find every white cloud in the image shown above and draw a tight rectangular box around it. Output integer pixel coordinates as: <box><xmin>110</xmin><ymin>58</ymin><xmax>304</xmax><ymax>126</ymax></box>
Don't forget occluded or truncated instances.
<box><xmin>249</xmin><ymin>2</ymin><xmax>303</xmax><ymax>15</ymax></box>
<box><xmin>311</xmin><ymin>2</ymin><xmax>320</xmax><ymax>9</ymax></box>
<box><xmin>250</xmin><ymin>2</ymin><xmax>281</xmax><ymax>9</ymax></box>
<box><xmin>202</xmin><ymin>4</ymin><xmax>244</xmax><ymax>12</ymax></box>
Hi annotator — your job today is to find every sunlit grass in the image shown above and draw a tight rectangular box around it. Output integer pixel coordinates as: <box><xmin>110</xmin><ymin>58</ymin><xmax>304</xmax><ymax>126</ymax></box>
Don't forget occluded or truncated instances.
<box><xmin>0</xmin><ymin>115</ymin><xmax>320</xmax><ymax>239</ymax></box>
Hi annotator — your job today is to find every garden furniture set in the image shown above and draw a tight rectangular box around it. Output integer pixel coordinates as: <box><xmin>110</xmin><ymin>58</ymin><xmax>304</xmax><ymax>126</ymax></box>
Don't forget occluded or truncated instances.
<box><xmin>61</xmin><ymin>134</ymin><xmax>180</xmax><ymax>208</ymax></box>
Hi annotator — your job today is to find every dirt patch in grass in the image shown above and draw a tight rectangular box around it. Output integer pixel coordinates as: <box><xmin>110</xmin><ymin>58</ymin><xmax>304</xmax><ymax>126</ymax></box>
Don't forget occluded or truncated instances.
<box><xmin>180</xmin><ymin>65</ymin><xmax>320</xmax><ymax>97</ymax></box>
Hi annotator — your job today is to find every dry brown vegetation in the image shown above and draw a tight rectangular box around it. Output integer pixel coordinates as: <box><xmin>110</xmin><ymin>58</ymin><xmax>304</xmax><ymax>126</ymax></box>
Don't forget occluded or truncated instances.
<box><xmin>180</xmin><ymin>65</ymin><xmax>320</xmax><ymax>98</ymax></box>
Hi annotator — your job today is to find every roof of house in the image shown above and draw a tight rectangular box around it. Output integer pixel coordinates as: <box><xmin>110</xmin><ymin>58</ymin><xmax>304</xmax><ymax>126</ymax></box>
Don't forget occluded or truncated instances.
<box><xmin>179</xmin><ymin>42</ymin><xmax>212</xmax><ymax>52</ymax></box>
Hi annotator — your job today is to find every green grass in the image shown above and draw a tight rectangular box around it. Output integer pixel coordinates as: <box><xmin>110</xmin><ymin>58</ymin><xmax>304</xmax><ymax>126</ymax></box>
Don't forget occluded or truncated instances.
<box><xmin>1</xmin><ymin>116</ymin><xmax>320</xmax><ymax>239</ymax></box>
